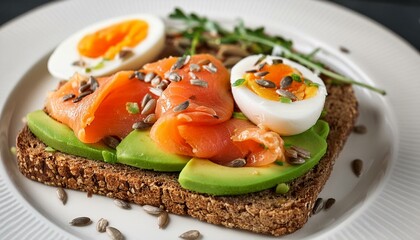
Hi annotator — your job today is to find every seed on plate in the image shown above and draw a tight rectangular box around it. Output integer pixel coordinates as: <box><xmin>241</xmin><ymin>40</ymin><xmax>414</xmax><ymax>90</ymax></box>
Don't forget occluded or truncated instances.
<box><xmin>168</xmin><ymin>72</ymin><xmax>182</xmax><ymax>82</ymax></box>
<box><xmin>255</xmin><ymin>79</ymin><xmax>276</xmax><ymax>88</ymax></box>
<box><xmin>245</xmin><ymin>69</ymin><xmax>257</xmax><ymax>73</ymax></box>
<box><xmin>158</xmin><ymin>211</ymin><xmax>169</xmax><ymax>229</ymax></box>
<box><xmin>144</xmin><ymin>72</ymin><xmax>156</xmax><ymax>83</ymax></box>
<box><xmin>285</xmin><ymin>148</ymin><xmax>298</xmax><ymax>158</ymax></box>
<box><xmin>203</xmin><ymin>63</ymin><xmax>217</xmax><ymax>73</ymax></box>
<box><xmin>353</xmin><ymin>125</ymin><xmax>367</xmax><ymax>134</ymax></box>
<box><xmin>312</xmin><ymin>198</ymin><xmax>324</xmax><ymax>215</ymax></box>
<box><xmin>103</xmin><ymin>136</ymin><xmax>120</xmax><ymax>149</ymax></box>
<box><xmin>106</xmin><ymin>226</ymin><xmax>124</xmax><ymax>240</ymax></box>
<box><xmin>156</xmin><ymin>81</ymin><xmax>169</xmax><ymax>90</ymax></box>
<box><xmin>190</xmin><ymin>79</ymin><xmax>208</xmax><ymax>88</ymax></box>
<box><xmin>141</xmin><ymin>93</ymin><xmax>152</xmax><ymax>109</ymax></box>
<box><xmin>72</xmin><ymin>90</ymin><xmax>93</xmax><ymax>103</ymax></box>
<box><xmin>189</xmin><ymin>63</ymin><xmax>200</xmax><ymax>72</ymax></box>
<box><xmin>118</xmin><ymin>49</ymin><xmax>134</xmax><ymax>59</ymax></box>
<box><xmin>352</xmin><ymin>159</ymin><xmax>363</xmax><ymax>177</ymax></box>
<box><xmin>113</xmin><ymin>199</ymin><xmax>131</xmax><ymax>209</ymax></box>
<box><xmin>256</xmin><ymin>62</ymin><xmax>266</xmax><ymax>71</ymax></box>
<box><xmin>149</xmin><ymin>87</ymin><xmax>163</xmax><ymax>97</ymax></box>
<box><xmin>188</xmin><ymin>72</ymin><xmax>197</xmax><ymax>80</ymax></box>
<box><xmin>56</xmin><ymin>187</ymin><xmax>67</xmax><ymax>205</ymax></box>
<box><xmin>324</xmin><ymin>198</ymin><xmax>336</xmax><ymax>210</ymax></box>
<box><xmin>339</xmin><ymin>46</ymin><xmax>350</xmax><ymax>54</ymax></box>
<box><xmin>96</xmin><ymin>218</ymin><xmax>109</xmax><ymax>233</ymax></box>
<box><xmin>141</xmin><ymin>98</ymin><xmax>156</xmax><ymax>115</ymax></box>
<box><xmin>143</xmin><ymin>205</ymin><xmax>163</xmax><ymax>215</ymax></box>
<box><xmin>88</xmin><ymin>76</ymin><xmax>99</xmax><ymax>91</ymax></box>
<box><xmin>173</xmin><ymin>100</ymin><xmax>190</xmax><ymax>112</ymax></box>
<box><xmin>224</xmin><ymin>158</ymin><xmax>246</xmax><ymax>167</ymax></box>
<box><xmin>132</xmin><ymin>71</ymin><xmax>145</xmax><ymax>81</ymax></box>
<box><xmin>132</xmin><ymin>121</ymin><xmax>151</xmax><ymax>130</ymax></box>
<box><xmin>271</xmin><ymin>59</ymin><xmax>283</xmax><ymax>65</ymax></box>
<box><xmin>144</xmin><ymin>113</ymin><xmax>157</xmax><ymax>124</ymax></box>
<box><xmin>171</xmin><ymin>55</ymin><xmax>189</xmax><ymax>71</ymax></box>
<box><xmin>72</xmin><ymin>59</ymin><xmax>86</xmax><ymax>67</ymax></box>
<box><xmin>276</xmin><ymin>89</ymin><xmax>297</xmax><ymax>101</ymax></box>
<box><xmin>280</xmin><ymin>76</ymin><xmax>293</xmax><ymax>89</ymax></box>
<box><xmin>254</xmin><ymin>71</ymin><xmax>269</xmax><ymax>77</ymax></box>
<box><xmin>291</xmin><ymin>145</ymin><xmax>311</xmax><ymax>159</ymax></box>
<box><xmin>288</xmin><ymin>157</ymin><xmax>306</xmax><ymax>165</ymax></box>
<box><xmin>254</xmin><ymin>55</ymin><xmax>266</xmax><ymax>66</ymax></box>
<box><xmin>69</xmin><ymin>217</ymin><xmax>92</xmax><ymax>226</ymax></box>
<box><xmin>179</xmin><ymin>230</ymin><xmax>201</xmax><ymax>240</ymax></box>
<box><xmin>62</xmin><ymin>93</ymin><xmax>75</xmax><ymax>102</ymax></box>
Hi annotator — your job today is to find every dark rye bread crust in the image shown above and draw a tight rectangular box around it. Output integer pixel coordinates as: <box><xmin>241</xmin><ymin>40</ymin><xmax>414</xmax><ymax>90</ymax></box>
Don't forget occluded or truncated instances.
<box><xmin>16</xmin><ymin>82</ymin><xmax>358</xmax><ymax>236</ymax></box>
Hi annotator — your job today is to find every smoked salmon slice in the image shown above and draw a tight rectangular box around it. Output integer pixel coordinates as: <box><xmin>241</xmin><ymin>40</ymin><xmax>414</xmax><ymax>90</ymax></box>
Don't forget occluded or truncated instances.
<box><xmin>46</xmin><ymin>71</ymin><xmax>155</xmax><ymax>143</ymax></box>
<box><xmin>146</xmin><ymin>54</ymin><xmax>285</xmax><ymax>166</ymax></box>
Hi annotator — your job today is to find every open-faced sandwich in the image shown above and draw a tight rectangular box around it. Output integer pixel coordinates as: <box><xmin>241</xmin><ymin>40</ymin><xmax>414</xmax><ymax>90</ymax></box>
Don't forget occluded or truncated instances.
<box><xmin>15</xmin><ymin>8</ymin><xmax>370</xmax><ymax>237</ymax></box>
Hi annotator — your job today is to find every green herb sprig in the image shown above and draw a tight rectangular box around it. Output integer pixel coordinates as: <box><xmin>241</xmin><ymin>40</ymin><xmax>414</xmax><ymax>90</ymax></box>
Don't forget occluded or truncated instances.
<box><xmin>168</xmin><ymin>8</ymin><xmax>386</xmax><ymax>95</ymax></box>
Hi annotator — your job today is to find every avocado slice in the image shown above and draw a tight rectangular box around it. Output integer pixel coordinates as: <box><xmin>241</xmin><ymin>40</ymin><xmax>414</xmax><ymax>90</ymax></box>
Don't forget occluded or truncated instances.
<box><xmin>117</xmin><ymin>130</ymin><xmax>189</xmax><ymax>172</ymax></box>
<box><xmin>178</xmin><ymin>120</ymin><xmax>329</xmax><ymax>195</ymax></box>
<box><xmin>26</xmin><ymin>110</ymin><xmax>117</xmax><ymax>163</ymax></box>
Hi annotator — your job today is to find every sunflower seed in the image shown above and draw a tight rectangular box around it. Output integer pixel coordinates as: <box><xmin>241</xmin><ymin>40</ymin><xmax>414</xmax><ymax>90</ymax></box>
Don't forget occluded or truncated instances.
<box><xmin>114</xmin><ymin>199</ymin><xmax>131</xmax><ymax>209</ymax></box>
<box><xmin>143</xmin><ymin>205</ymin><xmax>163</xmax><ymax>215</ymax></box>
<box><xmin>132</xmin><ymin>71</ymin><xmax>145</xmax><ymax>81</ymax></box>
<box><xmin>256</xmin><ymin>79</ymin><xmax>276</xmax><ymax>88</ymax></box>
<box><xmin>96</xmin><ymin>218</ymin><xmax>109</xmax><ymax>233</ymax></box>
<box><xmin>254</xmin><ymin>55</ymin><xmax>266</xmax><ymax>66</ymax></box>
<box><xmin>144</xmin><ymin>113</ymin><xmax>157</xmax><ymax>124</ymax></box>
<box><xmin>190</xmin><ymin>79</ymin><xmax>208</xmax><ymax>88</ymax></box>
<box><xmin>103</xmin><ymin>136</ymin><xmax>120</xmax><ymax>149</ymax></box>
<box><xmin>203</xmin><ymin>63</ymin><xmax>217</xmax><ymax>73</ymax></box>
<box><xmin>56</xmin><ymin>187</ymin><xmax>67</xmax><ymax>205</ymax></box>
<box><xmin>312</xmin><ymin>198</ymin><xmax>324</xmax><ymax>214</ymax></box>
<box><xmin>288</xmin><ymin>157</ymin><xmax>306</xmax><ymax>165</ymax></box>
<box><xmin>189</xmin><ymin>63</ymin><xmax>200</xmax><ymax>72</ymax></box>
<box><xmin>132</xmin><ymin>121</ymin><xmax>151</xmax><ymax>130</ymax></box>
<box><xmin>352</xmin><ymin>159</ymin><xmax>363</xmax><ymax>177</ymax></box>
<box><xmin>224</xmin><ymin>158</ymin><xmax>246</xmax><ymax>167</ymax></box>
<box><xmin>141</xmin><ymin>93</ymin><xmax>152</xmax><ymax>109</ymax></box>
<box><xmin>79</xmin><ymin>83</ymin><xmax>91</xmax><ymax>93</ymax></box>
<box><xmin>72</xmin><ymin>60</ymin><xmax>86</xmax><ymax>67</ymax></box>
<box><xmin>271</xmin><ymin>59</ymin><xmax>283</xmax><ymax>65</ymax></box>
<box><xmin>280</xmin><ymin>76</ymin><xmax>293</xmax><ymax>89</ymax></box>
<box><xmin>188</xmin><ymin>72</ymin><xmax>197</xmax><ymax>79</ymax></box>
<box><xmin>118</xmin><ymin>49</ymin><xmax>134</xmax><ymax>59</ymax></box>
<box><xmin>72</xmin><ymin>90</ymin><xmax>93</xmax><ymax>103</ymax></box>
<box><xmin>88</xmin><ymin>76</ymin><xmax>99</xmax><ymax>91</ymax></box>
<box><xmin>353</xmin><ymin>125</ymin><xmax>367</xmax><ymax>134</ymax></box>
<box><xmin>168</xmin><ymin>72</ymin><xmax>182</xmax><ymax>82</ymax></box>
<box><xmin>179</xmin><ymin>230</ymin><xmax>200</xmax><ymax>240</ymax></box>
<box><xmin>254</xmin><ymin>71</ymin><xmax>269</xmax><ymax>77</ymax></box>
<box><xmin>149</xmin><ymin>87</ymin><xmax>163</xmax><ymax>97</ymax></box>
<box><xmin>69</xmin><ymin>217</ymin><xmax>92</xmax><ymax>226</ymax></box>
<box><xmin>285</xmin><ymin>148</ymin><xmax>298</xmax><ymax>158</ymax></box>
<box><xmin>173</xmin><ymin>100</ymin><xmax>190</xmax><ymax>112</ymax></box>
<box><xmin>158</xmin><ymin>211</ymin><xmax>169</xmax><ymax>229</ymax></box>
<box><xmin>144</xmin><ymin>72</ymin><xmax>156</xmax><ymax>83</ymax></box>
<box><xmin>171</xmin><ymin>55</ymin><xmax>189</xmax><ymax>71</ymax></box>
<box><xmin>141</xmin><ymin>98</ymin><xmax>156</xmax><ymax>115</ymax></box>
<box><xmin>156</xmin><ymin>81</ymin><xmax>168</xmax><ymax>90</ymax></box>
<box><xmin>256</xmin><ymin>62</ymin><xmax>266</xmax><ymax>71</ymax></box>
<box><xmin>276</xmin><ymin>89</ymin><xmax>297</xmax><ymax>100</ymax></box>
<box><xmin>62</xmin><ymin>93</ymin><xmax>75</xmax><ymax>102</ymax></box>
<box><xmin>324</xmin><ymin>198</ymin><xmax>336</xmax><ymax>210</ymax></box>
<box><xmin>339</xmin><ymin>46</ymin><xmax>350</xmax><ymax>54</ymax></box>
<box><xmin>245</xmin><ymin>69</ymin><xmax>257</xmax><ymax>73</ymax></box>
<box><xmin>151</xmin><ymin>76</ymin><xmax>162</xmax><ymax>88</ymax></box>
<box><xmin>291</xmin><ymin>145</ymin><xmax>311</xmax><ymax>159</ymax></box>
<box><xmin>106</xmin><ymin>226</ymin><xmax>124</xmax><ymax>240</ymax></box>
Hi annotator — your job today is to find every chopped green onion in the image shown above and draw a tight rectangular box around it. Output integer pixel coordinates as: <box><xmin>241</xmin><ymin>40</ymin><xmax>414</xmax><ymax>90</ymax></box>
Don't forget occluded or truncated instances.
<box><xmin>291</xmin><ymin>73</ymin><xmax>302</xmax><ymax>82</ymax></box>
<box><xmin>232</xmin><ymin>78</ymin><xmax>246</xmax><ymax>87</ymax></box>
<box><xmin>233</xmin><ymin>112</ymin><xmax>248</xmax><ymax>120</ymax></box>
<box><xmin>126</xmin><ymin>102</ymin><xmax>140</xmax><ymax>114</ymax></box>
<box><xmin>280</xmin><ymin>97</ymin><xmax>292</xmax><ymax>103</ymax></box>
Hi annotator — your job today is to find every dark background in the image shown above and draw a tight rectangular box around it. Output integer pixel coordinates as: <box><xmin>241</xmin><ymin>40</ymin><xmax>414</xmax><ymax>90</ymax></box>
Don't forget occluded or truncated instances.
<box><xmin>1</xmin><ymin>0</ymin><xmax>419</xmax><ymax>52</ymax></box>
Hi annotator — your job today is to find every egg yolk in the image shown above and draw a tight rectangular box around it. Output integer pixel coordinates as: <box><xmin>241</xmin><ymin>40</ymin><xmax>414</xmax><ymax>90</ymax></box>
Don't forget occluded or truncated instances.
<box><xmin>244</xmin><ymin>62</ymin><xmax>318</xmax><ymax>101</ymax></box>
<box><xmin>77</xmin><ymin>19</ymin><xmax>148</xmax><ymax>60</ymax></box>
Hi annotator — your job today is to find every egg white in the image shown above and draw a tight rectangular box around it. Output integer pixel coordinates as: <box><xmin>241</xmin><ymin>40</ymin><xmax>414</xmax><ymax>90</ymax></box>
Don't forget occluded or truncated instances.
<box><xmin>230</xmin><ymin>55</ymin><xmax>327</xmax><ymax>136</ymax></box>
<box><xmin>48</xmin><ymin>14</ymin><xmax>165</xmax><ymax>80</ymax></box>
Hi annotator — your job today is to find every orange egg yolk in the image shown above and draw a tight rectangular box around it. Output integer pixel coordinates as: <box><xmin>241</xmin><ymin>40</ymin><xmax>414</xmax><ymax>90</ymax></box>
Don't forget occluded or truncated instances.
<box><xmin>244</xmin><ymin>63</ymin><xmax>318</xmax><ymax>101</ymax></box>
<box><xmin>77</xmin><ymin>19</ymin><xmax>148</xmax><ymax>60</ymax></box>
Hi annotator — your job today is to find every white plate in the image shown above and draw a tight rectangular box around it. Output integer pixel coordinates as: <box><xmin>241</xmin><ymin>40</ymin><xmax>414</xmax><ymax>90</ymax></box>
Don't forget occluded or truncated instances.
<box><xmin>1</xmin><ymin>0</ymin><xmax>419</xmax><ymax>239</ymax></box>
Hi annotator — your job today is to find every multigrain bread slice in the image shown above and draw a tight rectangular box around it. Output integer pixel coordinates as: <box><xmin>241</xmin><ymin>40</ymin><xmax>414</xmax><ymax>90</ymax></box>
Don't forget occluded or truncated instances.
<box><xmin>15</xmin><ymin>82</ymin><xmax>357</xmax><ymax>236</ymax></box>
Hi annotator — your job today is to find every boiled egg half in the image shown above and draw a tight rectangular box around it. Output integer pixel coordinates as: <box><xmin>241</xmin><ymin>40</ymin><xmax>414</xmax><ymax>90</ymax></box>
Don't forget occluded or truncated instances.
<box><xmin>231</xmin><ymin>55</ymin><xmax>327</xmax><ymax>136</ymax></box>
<box><xmin>48</xmin><ymin>14</ymin><xmax>165</xmax><ymax>79</ymax></box>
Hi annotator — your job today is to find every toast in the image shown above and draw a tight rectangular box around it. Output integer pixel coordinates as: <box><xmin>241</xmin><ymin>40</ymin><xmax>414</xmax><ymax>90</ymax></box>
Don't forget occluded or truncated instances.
<box><xmin>15</xmin><ymin>80</ymin><xmax>357</xmax><ymax>236</ymax></box>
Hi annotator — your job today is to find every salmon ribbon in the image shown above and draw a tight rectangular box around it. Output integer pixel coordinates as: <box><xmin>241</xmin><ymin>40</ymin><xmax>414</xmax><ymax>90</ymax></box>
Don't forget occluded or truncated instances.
<box><xmin>147</xmin><ymin>54</ymin><xmax>285</xmax><ymax>166</ymax></box>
